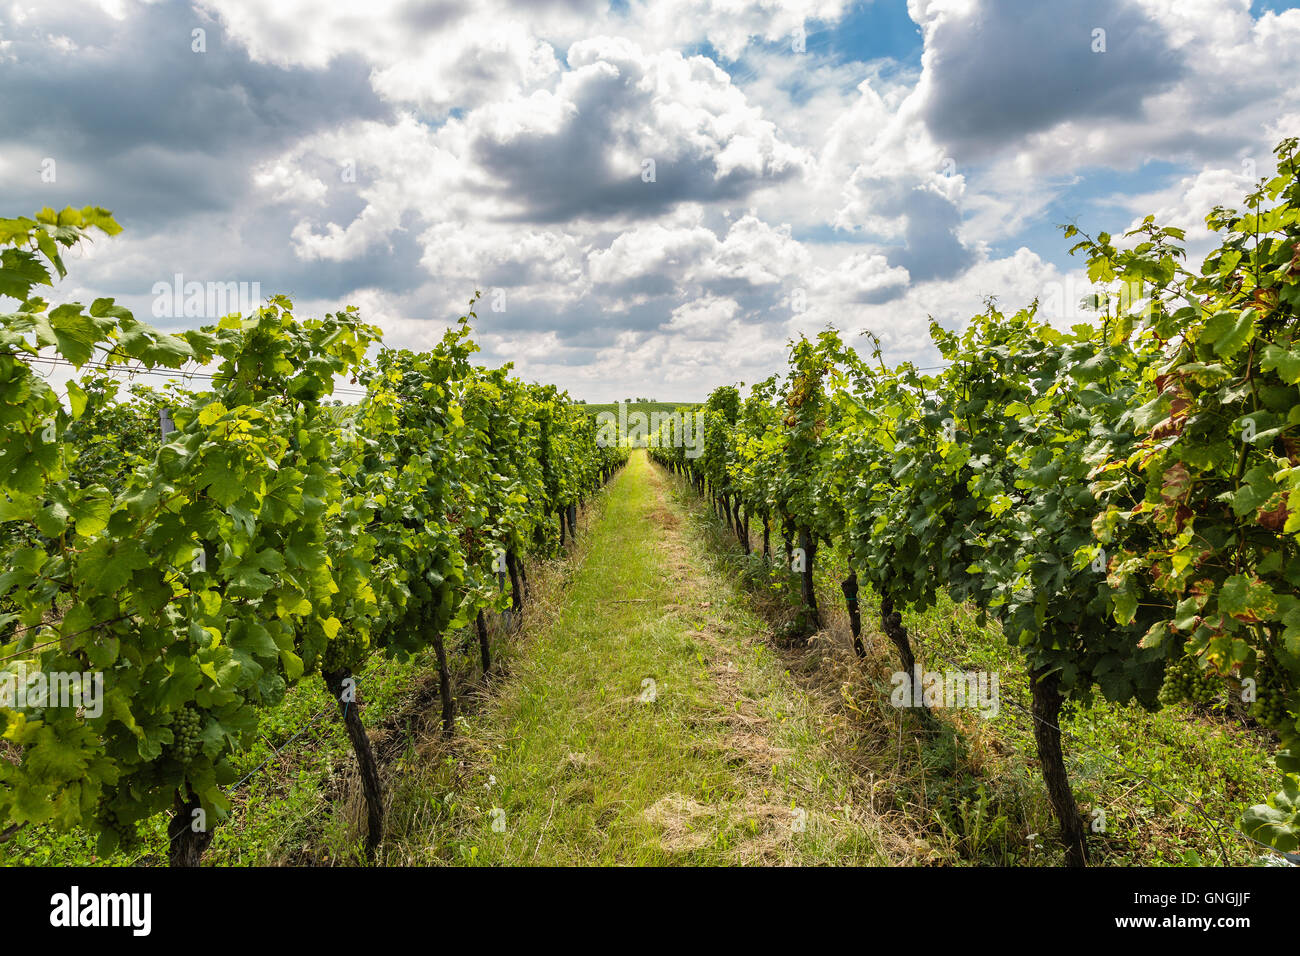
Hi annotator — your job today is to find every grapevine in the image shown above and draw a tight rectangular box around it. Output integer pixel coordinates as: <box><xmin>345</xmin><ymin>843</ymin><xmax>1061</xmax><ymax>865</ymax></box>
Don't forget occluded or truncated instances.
<box><xmin>652</xmin><ymin>136</ymin><xmax>1300</xmax><ymax>860</ymax></box>
<box><xmin>0</xmin><ymin>208</ymin><xmax>627</xmax><ymax>864</ymax></box>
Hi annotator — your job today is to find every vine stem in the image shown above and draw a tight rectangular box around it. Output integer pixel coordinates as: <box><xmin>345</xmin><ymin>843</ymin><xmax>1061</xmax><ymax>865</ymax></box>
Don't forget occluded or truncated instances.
<box><xmin>322</xmin><ymin>666</ymin><xmax>385</xmax><ymax>861</ymax></box>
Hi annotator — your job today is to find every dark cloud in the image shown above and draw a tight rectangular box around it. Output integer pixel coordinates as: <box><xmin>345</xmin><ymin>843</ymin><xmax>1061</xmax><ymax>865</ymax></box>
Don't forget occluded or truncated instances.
<box><xmin>252</xmin><ymin>217</ymin><xmax>431</xmax><ymax>300</ymax></box>
<box><xmin>0</xmin><ymin>1</ymin><xmax>430</xmax><ymax>330</ymax></box>
<box><xmin>883</xmin><ymin>185</ymin><xmax>974</xmax><ymax>282</ymax></box>
<box><xmin>851</xmin><ymin>279</ymin><xmax>909</xmax><ymax>306</ymax></box>
<box><xmin>0</xmin><ymin>1</ymin><xmax>389</xmax><ymax>232</ymax></box>
<box><xmin>471</xmin><ymin>293</ymin><xmax>667</xmax><ymax>344</ymax></box>
<box><xmin>848</xmin><ymin>178</ymin><xmax>975</xmax><ymax>284</ymax></box>
<box><xmin>471</xmin><ymin>52</ymin><xmax>801</xmax><ymax>223</ymax></box>
<box><xmin>398</xmin><ymin>0</ymin><xmax>472</xmax><ymax>33</ymax></box>
<box><xmin>920</xmin><ymin>0</ymin><xmax>1184</xmax><ymax>158</ymax></box>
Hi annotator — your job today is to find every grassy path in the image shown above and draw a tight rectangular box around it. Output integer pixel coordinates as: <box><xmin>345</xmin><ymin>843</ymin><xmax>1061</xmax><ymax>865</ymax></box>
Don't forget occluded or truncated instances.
<box><xmin>395</xmin><ymin>449</ymin><xmax>889</xmax><ymax>865</ymax></box>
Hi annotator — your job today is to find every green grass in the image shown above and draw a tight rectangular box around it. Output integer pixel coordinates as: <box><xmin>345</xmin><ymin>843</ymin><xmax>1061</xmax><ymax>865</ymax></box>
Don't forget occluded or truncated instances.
<box><xmin>383</xmin><ymin>450</ymin><xmax>888</xmax><ymax>864</ymax></box>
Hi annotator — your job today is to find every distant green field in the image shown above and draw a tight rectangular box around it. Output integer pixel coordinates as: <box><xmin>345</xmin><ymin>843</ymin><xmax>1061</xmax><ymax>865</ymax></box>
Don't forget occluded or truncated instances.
<box><xmin>321</xmin><ymin>401</ymin><xmax>699</xmax><ymax>420</ymax></box>
<box><xmin>579</xmin><ymin>401</ymin><xmax>701</xmax><ymax>417</ymax></box>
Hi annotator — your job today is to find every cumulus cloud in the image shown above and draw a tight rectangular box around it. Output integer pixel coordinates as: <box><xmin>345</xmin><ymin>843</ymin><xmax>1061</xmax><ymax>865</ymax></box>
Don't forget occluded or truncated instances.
<box><xmin>368</xmin><ymin>21</ymin><xmax>560</xmax><ymax>115</ymax></box>
<box><xmin>589</xmin><ymin>222</ymin><xmax>719</xmax><ymax>296</ymax></box>
<box><xmin>587</xmin><ymin>213</ymin><xmax>809</xmax><ymax>299</ymax></box>
<box><xmin>815</xmin><ymin>251</ymin><xmax>911</xmax><ymax>305</ymax></box>
<box><xmin>421</xmin><ymin>224</ymin><xmax>586</xmax><ymax>286</ymax></box>
<box><xmin>664</xmin><ymin>295</ymin><xmax>740</xmax><ymax>338</ymax></box>
<box><xmin>911</xmin><ymin>0</ymin><xmax>1184</xmax><ymax>159</ymax></box>
<box><xmin>465</xmin><ymin>38</ymin><xmax>810</xmax><ymax>223</ymax></box>
<box><xmin>4</xmin><ymin>0</ymin><xmax>1297</xmax><ymax>399</ymax></box>
<box><xmin>253</xmin><ymin>162</ymin><xmax>329</xmax><ymax>206</ymax></box>
<box><xmin>629</xmin><ymin>0</ymin><xmax>853</xmax><ymax>60</ymax></box>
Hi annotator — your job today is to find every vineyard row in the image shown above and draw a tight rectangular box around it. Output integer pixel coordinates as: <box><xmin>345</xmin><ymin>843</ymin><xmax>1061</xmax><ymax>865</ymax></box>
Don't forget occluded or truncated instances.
<box><xmin>650</xmin><ymin>137</ymin><xmax>1300</xmax><ymax>864</ymax></box>
<box><xmin>0</xmin><ymin>207</ymin><xmax>627</xmax><ymax>864</ymax></box>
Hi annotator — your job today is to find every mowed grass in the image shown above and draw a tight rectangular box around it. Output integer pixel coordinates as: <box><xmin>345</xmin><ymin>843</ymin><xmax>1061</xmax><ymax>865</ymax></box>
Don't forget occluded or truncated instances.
<box><xmin>386</xmin><ymin>450</ymin><xmax>890</xmax><ymax>865</ymax></box>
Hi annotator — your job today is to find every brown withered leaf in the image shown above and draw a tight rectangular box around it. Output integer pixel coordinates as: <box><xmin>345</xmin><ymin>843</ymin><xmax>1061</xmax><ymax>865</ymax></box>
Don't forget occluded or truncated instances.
<box><xmin>1151</xmin><ymin>395</ymin><xmax>1192</xmax><ymax>440</ymax></box>
<box><xmin>1283</xmin><ymin>435</ymin><xmax>1300</xmax><ymax>466</ymax></box>
<box><xmin>1161</xmin><ymin>461</ymin><xmax>1193</xmax><ymax>502</ymax></box>
<box><xmin>1252</xmin><ymin>286</ymin><xmax>1279</xmax><ymax>316</ymax></box>
<box><xmin>1151</xmin><ymin>417</ymin><xmax>1183</xmax><ymax>440</ymax></box>
<box><xmin>1257</xmin><ymin>493</ymin><xmax>1289</xmax><ymax>531</ymax></box>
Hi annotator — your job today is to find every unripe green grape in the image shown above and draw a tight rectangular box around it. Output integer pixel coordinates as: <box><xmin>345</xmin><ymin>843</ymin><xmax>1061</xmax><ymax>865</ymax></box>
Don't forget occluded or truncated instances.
<box><xmin>167</xmin><ymin>706</ymin><xmax>204</xmax><ymax>763</ymax></box>
<box><xmin>97</xmin><ymin>804</ymin><xmax>140</xmax><ymax>852</ymax></box>
<box><xmin>1250</xmin><ymin>654</ymin><xmax>1293</xmax><ymax>731</ymax></box>
<box><xmin>321</xmin><ymin>628</ymin><xmax>365</xmax><ymax>672</ymax></box>
<box><xmin>1159</xmin><ymin>648</ymin><xmax>1223</xmax><ymax>707</ymax></box>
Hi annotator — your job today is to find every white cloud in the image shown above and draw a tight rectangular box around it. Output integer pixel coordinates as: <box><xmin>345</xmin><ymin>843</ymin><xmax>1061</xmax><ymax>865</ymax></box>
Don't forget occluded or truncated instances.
<box><xmin>588</xmin><ymin>221</ymin><xmax>718</xmax><ymax>289</ymax></box>
<box><xmin>253</xmin><ymin>161</ymin><xmax>328</xmax><ymax>205</ymax></box>
<box><xmin>627</xmin><ymin>0</ymin><xmax>853</xmax><ymax>60</ymax></box>
<box><xmin>9</xmin><ymin>0</ymin><xmax>1299</xmax><ymax>400</ymax></box>
<box><xmin>418</xmin><ymin>222</ymin><xmax>589</xmax><ymax>302</ymax></box>
<box><xmin>369</xmin><ymin>22</ymin><xmax>560</xmax><ymax>115</ymax></box>
<box><xmin>664</xmin><ymin>294</ymin><xmax>740</xmax><ymax>338</ymax></box>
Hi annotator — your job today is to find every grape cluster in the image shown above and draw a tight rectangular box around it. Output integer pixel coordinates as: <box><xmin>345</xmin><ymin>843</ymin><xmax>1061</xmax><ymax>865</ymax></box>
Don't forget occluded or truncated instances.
<box><xmin>1250</xmin><ymin>655</ymin><xmax>1292</xmax><ymax>731</ymax></box>
<box><xmin>1158</xmin><ymin>649</ymin><xmax>1223</xmax><ymax>707</ymax></box>
<box><xmin>322</xmin><ymin>628</ymin><xmax>365</xmax><ymax>672</ymax></box>
<box><xmin>168</xmin><ymin>707</ymin><xmax>204</xmax><ymax>763</ymax></box>
<box><xmin>99</xmin><ymin>805</ymin><xmax>139</xmax><ymax>852</ymax></box>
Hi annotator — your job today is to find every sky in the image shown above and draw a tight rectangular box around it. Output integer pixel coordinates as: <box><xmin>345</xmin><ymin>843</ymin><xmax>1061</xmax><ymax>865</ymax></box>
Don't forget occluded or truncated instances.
<box><xmin>2</xmin><ymin>0</ymin><xmax>1298</xmax><ymax>401</ymax></box>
